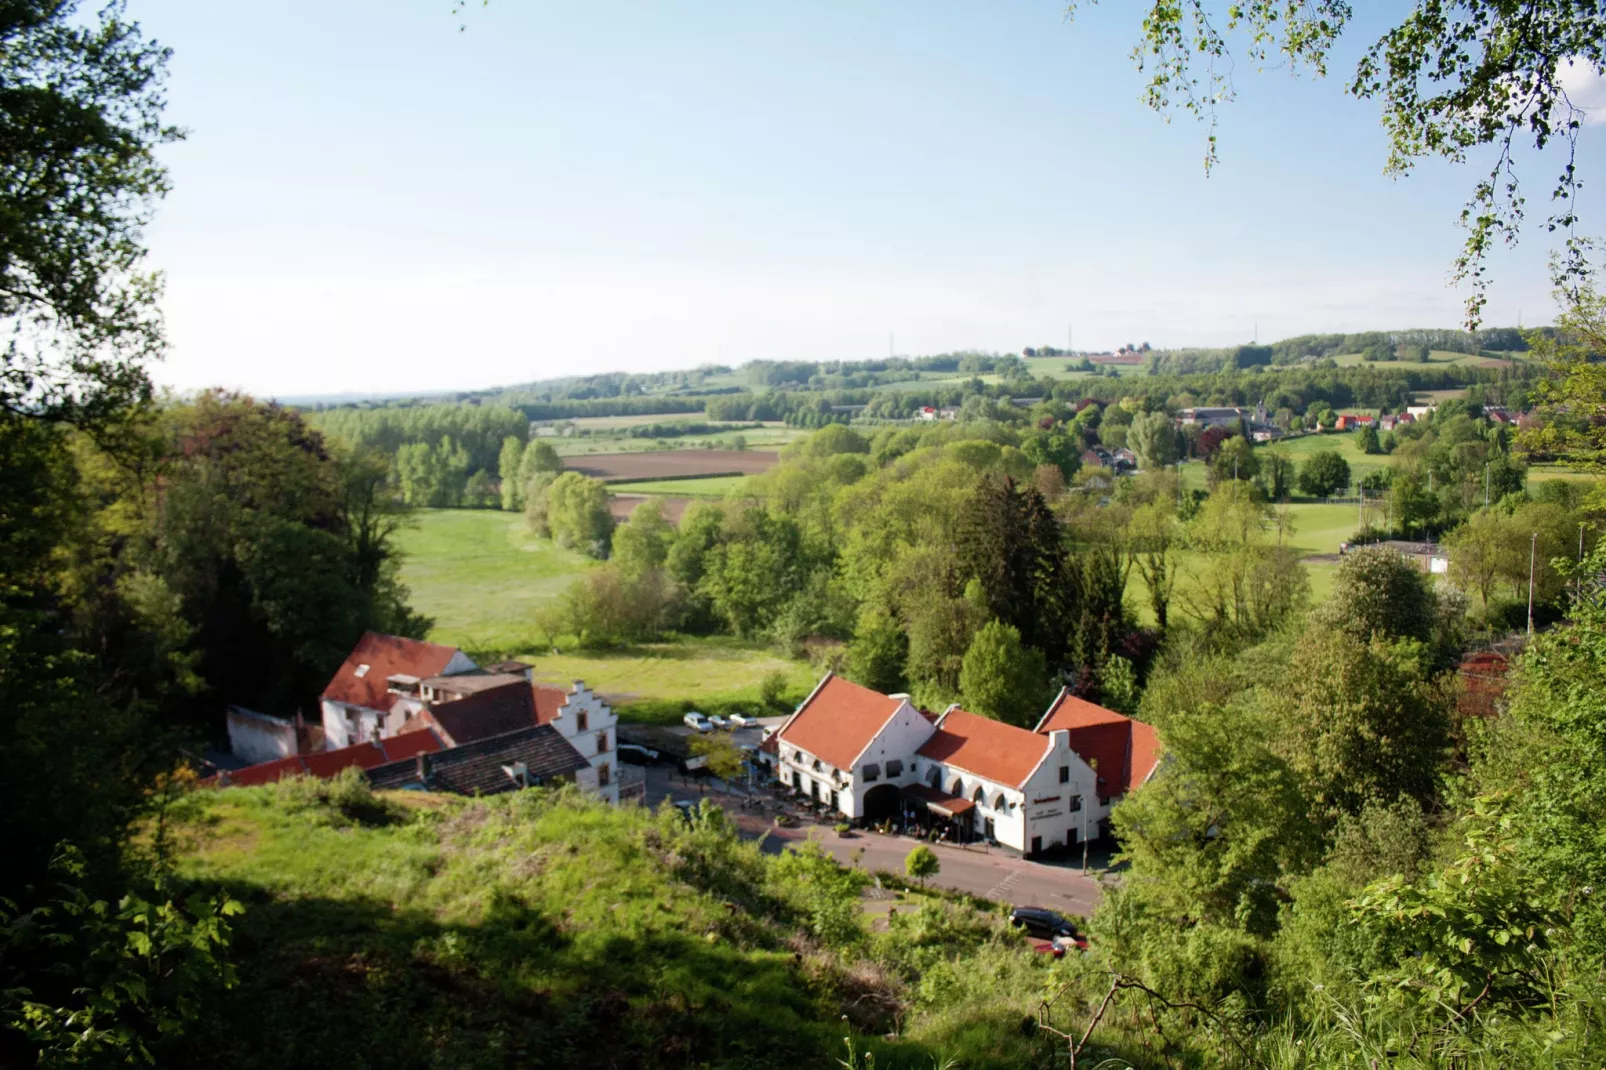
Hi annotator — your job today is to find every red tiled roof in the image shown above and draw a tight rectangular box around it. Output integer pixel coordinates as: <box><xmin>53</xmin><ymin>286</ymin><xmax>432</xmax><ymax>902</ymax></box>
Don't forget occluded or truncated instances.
<box><xmin>425</xmin><ymin>682</ymin><xmax>538</xmax><ymax>746</ymax></box>
<box><xmin>777</xmin><ymin>674</ymin><xmax>904</xmax><ymax>770</ymax></box>
<box><xmin>533</xmin><ymin>686</ymin><xmax>567</xmax><ymax>726</ymax></box>
<box><xmin>1035</xmin><ymin>689</ymin><xmax>1161</xmax><ymax>796</ymax></box>
<box><xmin>901</xmin><ymin>782</ymin><xmax>975</xmax><ymax>817</ymax></box>
<box><xmin>321</xmin><ymin>631</ymin><xmax>462</xmax><ymax>713</ymax></box>
<box><xmin>213</xmin><ymin>730</ymin><xmax>445</xmax><ymax>788</ymax></box>
<box><xmin>916</xmin><ymin>707</ymin><xmax>1050</xmax><ymax>788</ymax></box>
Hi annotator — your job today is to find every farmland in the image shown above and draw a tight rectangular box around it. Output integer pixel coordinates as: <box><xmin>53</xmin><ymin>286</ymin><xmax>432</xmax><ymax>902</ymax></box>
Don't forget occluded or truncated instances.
<box><xmin>563</xmin><ymin>449</ymin><xmax>779</xmax><ymax>482</ymax></box>
<box><xmin>608</xmin><ymin>475</ymin><xmax>750</xmax><ymax>497</ymax></box>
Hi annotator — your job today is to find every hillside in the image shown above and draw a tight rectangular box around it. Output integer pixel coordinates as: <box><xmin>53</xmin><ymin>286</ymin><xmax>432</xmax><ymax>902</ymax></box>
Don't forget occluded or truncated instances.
<box><xmin>160</xmin><ymin>776</ymin><xmax>1064</xmax><ymax>1070</ymax></box>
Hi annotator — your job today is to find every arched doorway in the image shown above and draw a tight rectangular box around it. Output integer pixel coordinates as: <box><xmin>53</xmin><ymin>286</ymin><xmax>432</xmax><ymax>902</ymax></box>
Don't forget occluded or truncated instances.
<box><xmin>861</xmin><ymin>783</ymin><xmax>901</xmax><ymax>821</ymax></box>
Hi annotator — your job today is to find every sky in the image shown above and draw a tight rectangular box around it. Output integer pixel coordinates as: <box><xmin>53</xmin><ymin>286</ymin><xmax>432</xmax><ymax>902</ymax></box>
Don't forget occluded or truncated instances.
<box><xmin>132</xmin><ymin>0</ymin><xmax>1606</xmax><ymax>398</ymax></box>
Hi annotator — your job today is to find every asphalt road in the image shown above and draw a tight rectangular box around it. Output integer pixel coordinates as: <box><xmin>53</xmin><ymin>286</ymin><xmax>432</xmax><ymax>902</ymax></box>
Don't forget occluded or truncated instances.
<box><xmin>641</xmin><ymin>765</ymin><xmax>1107</xmax><ymax>919</ymax></box>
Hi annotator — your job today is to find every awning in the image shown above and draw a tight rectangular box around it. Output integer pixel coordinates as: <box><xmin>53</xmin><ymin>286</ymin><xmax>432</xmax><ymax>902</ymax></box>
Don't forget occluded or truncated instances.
<box><xmin>902</xmin><ymin>783</ymin><xmax>976</xmax><ymax>818</ymax></box>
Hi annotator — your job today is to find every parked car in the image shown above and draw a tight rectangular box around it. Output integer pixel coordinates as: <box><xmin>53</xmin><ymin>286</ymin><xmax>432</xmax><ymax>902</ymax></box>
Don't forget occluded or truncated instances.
<box><xmin>1009</xmin><ymin>907</ymin><xmax>1083</xmax><ymax>946</ymax></box>
<box><xmin>707</xmin><ymin>714</ymin><xmax>729</xmax><ymax>729</ymax></box>
<box><xmin>617</xmin><ymin>743</ymin><xmax>659</xmax><ymax>765</ymax></box>
<box><xmin>728</xmin><ymin>713</ymin><xmax>758</xmax><ymax>727</ymax></box>
<box><xmin>683</xmin><ymin>712</ymin><xmax>712</xmax><ymax>732</ymax></box>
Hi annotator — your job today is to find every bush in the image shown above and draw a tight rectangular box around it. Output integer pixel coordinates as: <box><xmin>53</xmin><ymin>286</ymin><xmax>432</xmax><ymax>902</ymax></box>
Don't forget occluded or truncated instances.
<box><xmin>905</xmin><ymin>845</ymin><xmax>940</xmax><ymax>887</ymax></box>
<box><xmin>273</xmin><ymin>768</ymin><xmax>401</xmax><ymax>827</ymax></box>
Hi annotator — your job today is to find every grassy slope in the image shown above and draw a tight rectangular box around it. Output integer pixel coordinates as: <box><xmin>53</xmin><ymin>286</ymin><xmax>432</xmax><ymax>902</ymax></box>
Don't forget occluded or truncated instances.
<box><xmin>396</xmin><ymin>509</ymin><xmax>596</xmax><ymax>652</ymax></box>
<box><xmin>163</xmin><ymin>786</ymin><xmax>910</xmax><ymax>1070</ymax></box>
<box><xmin>530</xmin><ymin>639</ymin><xmax>818</xmax><ymax>718</ymax></box>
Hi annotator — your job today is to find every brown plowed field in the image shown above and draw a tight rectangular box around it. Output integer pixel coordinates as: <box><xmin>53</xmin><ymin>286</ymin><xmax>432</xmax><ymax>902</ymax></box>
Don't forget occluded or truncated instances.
<box><xmin>609</xmin><ymin>495</ymin><xmax>694</xmax><ymax>524</ymax></box>
<box><xmin>566</xmin><ymin>449</ymin><xmax>779</xmax><ymax>482</ymax></box>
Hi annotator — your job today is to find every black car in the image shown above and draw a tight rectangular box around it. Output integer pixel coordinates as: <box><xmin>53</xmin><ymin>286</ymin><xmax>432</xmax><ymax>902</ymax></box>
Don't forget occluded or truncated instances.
<box><xmin>1008</xmin><ymin>907</ymin><xmax>1080</xmax><ymax>941</ymax></box>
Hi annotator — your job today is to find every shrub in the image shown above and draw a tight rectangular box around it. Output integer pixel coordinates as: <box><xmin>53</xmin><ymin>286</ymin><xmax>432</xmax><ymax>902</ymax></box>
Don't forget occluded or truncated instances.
<box><xmin>273</xmin><ymin>768</ymin><xmax>401</xmax><ymax>827</ymax></box>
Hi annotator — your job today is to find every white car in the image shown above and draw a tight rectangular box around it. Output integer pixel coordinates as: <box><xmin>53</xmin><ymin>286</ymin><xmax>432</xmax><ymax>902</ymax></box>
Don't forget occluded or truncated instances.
<box><xmin>707</xmin><ymin>714</ymin><xmax>729</xmax><ymax>730</ymax></box>
<box><xmin>729</xmin><ymin>713</ymin><xmax>758</xmax><ymax>728</ymax></box>
<box><xmin>683</xmin><ymin>711</ymin><xmax>712</xmax><ymax>733</ymax></box>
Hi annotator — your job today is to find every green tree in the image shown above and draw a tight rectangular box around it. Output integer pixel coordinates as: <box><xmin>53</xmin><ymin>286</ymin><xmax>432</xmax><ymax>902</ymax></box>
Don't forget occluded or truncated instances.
<box><xmin>1127</xmin><ymin>410</ymin><xmax>1181</xmax><ymax>469</ymax></box>
<box><xmin>847</xmin><ymin>606</ymin><xmax>908</xmax><ymax>694</ymax></box>
<box><xmin>690</xmin><ymin>731</ymin><xmax>747</xmax><ymax>782</ymax></box>
<box><xmin>1357</xmin><ymin>424</ymin><xmax>1382</xmax><ymax>454</ymax></box>
<box><xmin>544</xmin><ymin>472</ymin><xmax>615</xmax><ymax>557</ymax></box>
<box><xmin>1</xmin><ymin>1</ymin><xmax>180</xmax><ymax>425</ymax></box>
<box><xmin>905</xmin><ymin>844</ymin><xmax>940</xmax><ymax>888</ymax></box>
<box><xmin>497</xmin><ymin>436</ymin><xmax>525</xmax><ymax>510</ymax></box>
<box><xmin>959</xmin><ymin>620</ymin><xmax>1049</xmax><ymax>728</ymax></box>
<box><xmin>1259</xmin><ymin>448</ymin><xmax>1295</xmax><ymax>500</ymax></box>
<box><xmin>1313</xmin><ymin>543</ymin><xmax>1439</xmax><ymax>644</ymax></box>
<box><xmin>1297</xmin><ymin>449</ymin><xmax>1351</xmax><ymax>498</ymax></box>
<box><xmin>611</xmin><ymin>498</ymin><xmax>675</xmax><ymax>580</ymax></box>
<box><xmin>1269</xmin><ymin>627</ymin><xmax>1452</xmax><ymax>820</ymax></box>
<box><xmin>1209</xmin><ymin>435</ymin><xmax>1257</xmax><ymax>484</ymax></box>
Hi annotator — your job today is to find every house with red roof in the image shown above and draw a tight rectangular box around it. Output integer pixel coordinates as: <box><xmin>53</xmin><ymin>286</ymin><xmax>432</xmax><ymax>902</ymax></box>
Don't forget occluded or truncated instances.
<box><xmin>772</xmin><ymin>673</ymin><xmax>1161</xmax><ymax>855</ymax></box>
<box><xmin>319</xmin><ymin>631</ymin><xmax>477</xmax><ymax>749</ymax></box>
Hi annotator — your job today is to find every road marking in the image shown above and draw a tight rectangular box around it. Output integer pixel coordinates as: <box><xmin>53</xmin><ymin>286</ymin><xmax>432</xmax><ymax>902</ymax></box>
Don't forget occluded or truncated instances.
<box><xmin>986</xmin><ymin>869</ymin><xmax>1021</xmax><ymax>902</ymax></box>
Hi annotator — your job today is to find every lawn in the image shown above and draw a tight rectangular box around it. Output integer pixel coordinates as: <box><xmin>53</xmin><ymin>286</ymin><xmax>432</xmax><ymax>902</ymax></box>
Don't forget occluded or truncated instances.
<box><xmin>395</xmin><ymin>508</ymin><xmax>814</xmax><ymax>717</ymax></box>
<box><xmin>396</xmin><ymin>508</ymin><xmax>596</xmax><ymax>653</ymax></box>
<box><xmin>1258</xmin><ymin>430</ymin><xmax>1395</xmax><ymax>482</ymax></box>
<box><xmin>608</xmin><ymin>475</ymin><xmax>751</xmax><ymax>497</ymax></box>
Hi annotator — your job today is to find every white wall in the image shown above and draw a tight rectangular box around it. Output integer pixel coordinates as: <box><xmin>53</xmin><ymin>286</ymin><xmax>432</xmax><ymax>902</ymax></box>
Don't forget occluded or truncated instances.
<box><xmin>227</xmin><ymin>707</ymin><xmax>297</xmax><ymax>765</ymax></box>
<box><xmin>320</xmin><ymin>699</ymin><xmax>384</xmax><ymax>751</ymax></box>
<box><xmin>549</xmin><ymin>684</ymin><xmax>619</xmax><ymax>804</ymax></box>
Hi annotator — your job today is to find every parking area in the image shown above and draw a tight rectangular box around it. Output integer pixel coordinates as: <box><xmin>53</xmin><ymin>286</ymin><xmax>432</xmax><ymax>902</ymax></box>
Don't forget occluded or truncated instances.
<box><xmin>627</xmin><ymin>758</ymin><xmax>1109</xmax><ymax>920</ymax></box>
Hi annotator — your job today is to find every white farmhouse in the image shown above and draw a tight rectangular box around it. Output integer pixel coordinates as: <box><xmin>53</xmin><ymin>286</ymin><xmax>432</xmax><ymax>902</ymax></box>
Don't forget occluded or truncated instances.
<box><xmin>319</xmin><ymin>631</ymin><xmax>476</xmax><ymax>749</ymax></box>
<box><xmin>534</xmin><ymin>682</ymin><xmax>619</xmax><ymax>804</ymax></box>
<box><xmin>772</xmin><ymin>674</ymin><xmax>1162</xmax><ymax>856</ymax></box>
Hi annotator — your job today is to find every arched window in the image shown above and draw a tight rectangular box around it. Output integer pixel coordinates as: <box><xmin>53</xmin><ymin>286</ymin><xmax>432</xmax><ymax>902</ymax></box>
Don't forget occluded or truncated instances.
<box><xmin>950</xmin><ymin>777</ymin><xmax>964</xmax><ymax>797</ymax></box>
<box><xmin>927</xmin><ymin>767</ymin><xmax>941</xmax><ymax>789</ymax></box>
<box><xmin>993</xmin><ymin>793</ymin><xmax>1007</xmax><ymax>810</ymax></box>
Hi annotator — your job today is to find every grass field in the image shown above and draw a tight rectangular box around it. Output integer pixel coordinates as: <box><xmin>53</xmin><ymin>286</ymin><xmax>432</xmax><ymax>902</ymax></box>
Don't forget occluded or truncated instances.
<box><xmin>1324</xmin><ymin>349</ymin><xmax>1526</xmax><ymax>370</ymax></box>
<box><xmin>396</xmin><ymin>509</ymin><xmax>813</xmax><ymax>716</ymax></box>
<box><xmin>396</xmin><ymin>509</ymin><xmax>596</xmax><ymax>653</ymax></box>
<box><xmin>1257</xmin><ymin>430</ymin><xmax>1395</xmax><ymax>481</ymax></box>
<box><xmin>551</xmin><ymin>425</ymin><xmax>805</xmax><ymax>456</ymax></box>
<box><xmin>608</xmin><ymin>475</ymin><xmax>750</xmax><ymax>497</ymax></box>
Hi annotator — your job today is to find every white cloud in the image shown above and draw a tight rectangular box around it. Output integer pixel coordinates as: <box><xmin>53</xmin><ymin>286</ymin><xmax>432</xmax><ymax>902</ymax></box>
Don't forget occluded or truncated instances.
<box><xmin>1557</xmin><ymin>58</ymin><xmax>1606</xmax><ymax>125</ymax></box>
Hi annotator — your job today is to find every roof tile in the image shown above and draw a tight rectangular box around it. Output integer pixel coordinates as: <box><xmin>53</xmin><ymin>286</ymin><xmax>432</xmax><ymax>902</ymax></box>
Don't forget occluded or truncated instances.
<box><xmin>915</xmin><ymin>708</ymin><xmax>1049</xmax><ymax>788</ymax></box>
<box><xmin>777</xmin><ymin>674</ymin><xmax>904</xmax><ymax>770</ymax></box>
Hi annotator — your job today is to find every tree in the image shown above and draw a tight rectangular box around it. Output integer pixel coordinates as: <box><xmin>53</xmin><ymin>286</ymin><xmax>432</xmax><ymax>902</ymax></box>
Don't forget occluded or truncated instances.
<box><xmin>1128</xmin><ymin>410</ymin><xmax>1181</xmax><ymax>469</ymax></box>
<box><xmin>1072</xmin><ymin>1</ymin><xmax>1606</xmax><ymax>323</ymax></box>
<box><xmin>1314</xmin><ymin>543</ymin><xmax>1439</xmax><ymax>645</ymax></box>
<box><xmin>959</xmin><ymin>620</ymin><xmax>1049</xmax><ymax>728</ymax></box>
<box><xmin>1520</xmin><ymin>278</ymin><xmax>1606</xmax><ymax>504</ymax></box>
<box><xmin>497</xmin><ymin>436</ymin><xmax>525</xmax><ymax>510</ymax></box>
<box><xmin>611</xmin><ymin>498</ymin><xmax>675</xmax><ymax>580</ymax></box>
<box><xmin>1269</xmin><ymin>627</ymin><xmax>1452</xmax><ymax>820</ymax></box>
<box><xmin>544</xmin><ymin>471</ymin><xmax>615</xmax><ymax>557</ymax></box>
<box><xmin>1357</xmin><ymin>424</ymin><xmax>1382</xmax><ymax>455</ymax></box>
<box><xmin>690</xmin><ymin>731</ymin><xmax>747</xmax><ymax>782</ymax></box>
<box><xmin>1129</xmin><ymin>500</ymin><xmax>1180</xmax><ymax>632</ymax></box>
<box><xmin>1446</xmin><ymin>507</ymin><xmax>1514</xmax><ymax>608</ymax></box>
<box><xmin>905</xmin><ymin>844</ymin><xmax>940</xmax><ymax>888</ymax></box>
<box><xmin>2</xmin><ymin>1</ymin><xmax>180</xmax><ymax>426</ymax></box>
<box><xmin>847</xmin><ymin>606</ymin><xmax>908</xmax><ymax>694</ymax></box>
<box><xmin>1297</xmin><ymin>449</ymin><xmax>1351</xmax><ymax>498</ymax></box>
<box><xmin>1260</xmin><ymin>448</ymin><xmax>1295</xmax><ymax>501</ymax></box>
<box><xmin>1210</xmin><ymin>435</ymin><xmax>1257</xmax><ymax>485</ymax></box>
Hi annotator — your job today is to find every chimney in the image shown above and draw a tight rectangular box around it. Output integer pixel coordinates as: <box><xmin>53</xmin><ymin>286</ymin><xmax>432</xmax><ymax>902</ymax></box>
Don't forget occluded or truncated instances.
<box><xmin>415</xmin><ymin>751</ymin><xmax>432</xmax><ymax>785</ymax></box>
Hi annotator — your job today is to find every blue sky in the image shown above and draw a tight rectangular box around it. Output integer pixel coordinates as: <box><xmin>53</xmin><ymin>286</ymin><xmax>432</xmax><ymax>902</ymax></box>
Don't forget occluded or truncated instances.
<box><xmin>134</xmin><ymin>0</ymin><xmax>1605</xmax><ymax>396</ymax></box>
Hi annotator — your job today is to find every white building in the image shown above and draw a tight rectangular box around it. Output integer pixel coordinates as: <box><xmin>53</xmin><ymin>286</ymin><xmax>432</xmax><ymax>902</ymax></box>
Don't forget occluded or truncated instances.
<box><xmin>771</xmin><ymin>675</ymin><xmax>1162</xmax><ymax>855</ymax></box>
<box><xmin>534</xmin><ymin>682</ymin><xmax>619</xmax><ymax>804</ymax></box>
<box><xmin>319</xmin><ymin>631</ymin><xmax>476</xmax><ymax>750</ymax></box>
<box><xmin>1176</xmin><ymin>407</ymin><xmax>1248</xmax><ymax>428</ymax></box>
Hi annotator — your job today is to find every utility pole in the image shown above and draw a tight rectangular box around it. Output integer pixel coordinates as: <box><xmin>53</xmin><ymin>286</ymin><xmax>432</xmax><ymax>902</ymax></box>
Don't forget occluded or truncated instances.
<box><xmin>1080</xmin><ymin>791</ymin><xmax>1088</xmax><ymax>873</ymax></box>
<box><xmin>1528</xmin><ymin>532</ymin><xmax>1538</xmax><ymax>639</ymax></box>
<box><xmin>1485</xmin><ymin>463</ymin><xmax>1490</xmax><ymax>507</ymax></box>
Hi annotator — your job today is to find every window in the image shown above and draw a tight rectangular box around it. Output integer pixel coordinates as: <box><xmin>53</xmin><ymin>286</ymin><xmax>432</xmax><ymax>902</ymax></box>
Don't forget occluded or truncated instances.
<box><xmin>927</xmin><ymin>767</ymin><xmax>941</xmax><ymax>788</ymax></box>
<box><xmin>596</xmin><ymin>730</ymin><xmax>609</xmax><ymax>753</ymax></box>
<box><xmin>353</xmin><ymin>663</ymin><xmax>370</xmax><ymax>678</ymax></box>
<box><xmin>812</xmin><ymin>758</ymin><xmax>822</xmax><ymax>771</ymax></box>
<box><xmin>1059</xmin><ymin>766</ymin><xmax>1070</xmax><ymax>784</ymax></box>
<box><xmin>597</xmin><ymin>762</ymin><xmax>610</xmax><ymax>788</ymax></box>
<box><xmin>1070</xmin><ymin>794</ymin><xmax>1083</xmax><ymax>812</ymax></box>
<box><xmin>971</xmin><ymin>786</ymin><xmax>984</xmax><ymax>804</ymax></box>
<box><xmin>950</xmin><ymin>777</ymin><xmax>964</xmax><ymax>796</ymax></box>
<box><xmin>862</xmin><ymin>763</ymin><xmax>880</xmax><ymax>783</ymax></box>
<box><xmin>794</xmin><ymin>750</ymin><xmax>803</xmax><ymax>763</ymax></box>
<box><xmin>577</xmin><ymin>709</ymin><xmax>588</xmax><ymax>731</ymax></box>
<box><xmin>993</xmin><ymin>793</ymin><xmax>1007</xmax><ymax>810</ymax></box>
<box><xmin>886</xmin><ymin>759</ymin><xmax>903</xmax><ymax>778</ymax></box>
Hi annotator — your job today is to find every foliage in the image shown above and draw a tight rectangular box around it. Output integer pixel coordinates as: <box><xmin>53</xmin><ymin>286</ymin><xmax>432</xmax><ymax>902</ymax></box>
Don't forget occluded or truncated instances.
<box><xmin>1520</xmin><ymin>276</ymin><xmax>1606</xmax><ymax>503</ymax></box>
<box><xmin>958</xmin><ymin>620</ymin><xmax>1049</xmax><ymax>727</ymax></box>
<box><xmin>1071</xmin><ymin>0</ymin><xmax>1606</xmax><ymax>323</ymax></box>
<box><xmin>1312</xmin><ymin>543</ymin><xmax>1440</xmax><ymax>646</ymax></box>
<box><xmin>904</xmin><ymin>845</ymin><xmax>939</xmax><ymax>887</ymax></box>
<box><xmin>543</xmin><ymin>471</ymin><xmax>615</xmax><ymax>557</ymax></box>
<box><xmin>610</xmin><ymin>497</ymin><xmax>675</xmax><ymax>579</ymax></box>
<box><xmin>1297</xmin><ymin>449</ymin><xmax>1351</xmax><ymax>498</ymax></box>
<box><xmin>689</xmin><ymin>731</ymin><xmax>748</xmax><ymax>781</ymax></box>
<box><xmin>1</xmin><ymin>0</ymin><xmax>180</xmax><ymax>425</ymax></box>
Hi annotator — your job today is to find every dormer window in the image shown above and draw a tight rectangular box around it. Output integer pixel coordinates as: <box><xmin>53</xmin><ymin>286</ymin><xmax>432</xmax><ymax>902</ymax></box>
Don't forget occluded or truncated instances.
<box><xmin>353</xmin><ymin>664</ymin><xmax>370</xmax><ymax>678</ymax></box>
